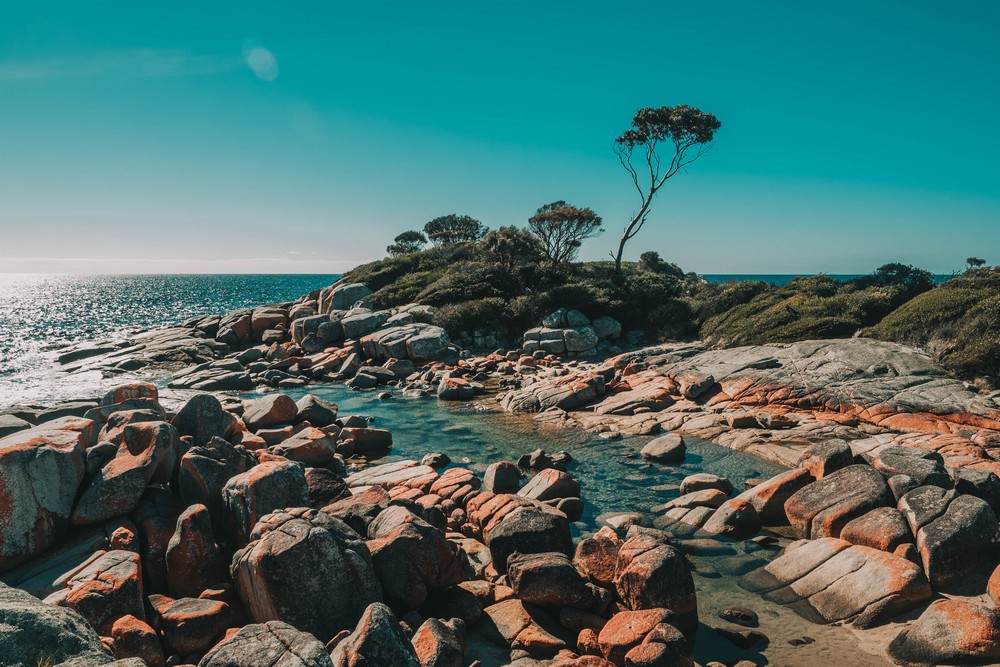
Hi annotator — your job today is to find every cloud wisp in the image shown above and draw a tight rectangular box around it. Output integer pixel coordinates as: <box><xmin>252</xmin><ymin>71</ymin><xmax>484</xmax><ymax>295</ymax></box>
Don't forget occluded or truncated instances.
<box><xmin>0</xmin><ymin>48</ymin><xmax>244</xmax><ymax>83</ymax></box>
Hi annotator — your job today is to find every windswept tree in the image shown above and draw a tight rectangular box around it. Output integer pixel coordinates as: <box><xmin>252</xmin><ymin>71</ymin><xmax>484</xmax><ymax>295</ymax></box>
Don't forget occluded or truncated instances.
<box><xmin>613</xmin><ymin>105</ymin><xmax>721</xmax><ymax>273</ymax></box>
<box><xmin>968</xmin><ymin>257</ymin><xmax>987</xmax><ymax>270</ymax></box>
<box><xmin>527</xmin><ymin>201</ymin><xmax>603</xmax><ymax>266</ymax></box>
<box><xmin>386</xmin><ymin>230</ymin><xmax>427</xmax><ymax>257</ymax></box>
<box><xmin>480</xmin><ymin>226</ymin><xmax>544</xmax><ymax>273</ymax></box>
<box><xmin>423</xmin><ymin>214</ymin><xmax>488</xmax><ymax>246</ymax></box>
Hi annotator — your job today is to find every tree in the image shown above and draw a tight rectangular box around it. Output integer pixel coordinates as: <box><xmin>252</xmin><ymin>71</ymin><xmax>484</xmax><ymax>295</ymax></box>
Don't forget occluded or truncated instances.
<box><xmin>613</xmin><ymin>105</ymin><xmax>721</xmax><ymax>274</ymax></box>
<box><xmin>527</xmin><ymin>201</ymin><xmax>603</xmax><ymax>265</ymax></box>
<box><xmin>423</xmin><ymin>214</ymin><xmax>488</xmax><ymax>246</ymax></box>
<box><xmin>638</xmin><ymin>251</ymin><xmax>684</xmax><ymax>278</ymax></box>
<box><xmin>968</xmin><ymin>257</ymin><xmax>987</xmax><ymax>269</ymax></box>
<box><xmin>480</xmin><ymin>226</ymin><xmax>544</xmax><ymax>273</ymax></box>
<box><xmin>386</xmin><ymin>230</ymin><xmax>427</xmax><ymax>257</ymax></box>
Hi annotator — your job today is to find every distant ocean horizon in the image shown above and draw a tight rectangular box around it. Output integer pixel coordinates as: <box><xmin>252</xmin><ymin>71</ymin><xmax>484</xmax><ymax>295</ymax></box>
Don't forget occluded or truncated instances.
<box><xmin>702</xmin><ymin>273</ymin><xmax>955</xmax><ymax>286</ymax></box>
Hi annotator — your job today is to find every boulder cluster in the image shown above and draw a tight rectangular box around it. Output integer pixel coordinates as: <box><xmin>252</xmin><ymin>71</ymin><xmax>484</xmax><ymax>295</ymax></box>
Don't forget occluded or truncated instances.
<box><xmin>0</xmin><ymin>381</ymin><xmax>723</xmax><ymax>667</ymax></box>
<box><xmin>522</xmin><ymin>309</ymin><xmax>622</xmax><ymax>358</ymax></box>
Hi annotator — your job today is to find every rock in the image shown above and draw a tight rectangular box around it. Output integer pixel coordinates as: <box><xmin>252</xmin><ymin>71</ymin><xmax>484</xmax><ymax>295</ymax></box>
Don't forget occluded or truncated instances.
<box><xmin>597</xmin><ymin>608</ymin><xmax>674</xmax><ymax>665</ymax></box>
<box><xmin>294</xmin><ymin>394</ymin><xmax>338</xmax><ymax>427</ymax></box>
<box><xmin>133</xmin><ymin>488</ymin><xmax>183</xmax><ymax>594</ymax></box>
<box><xmin>270</xmin><ymin>427</ymin><xmax>337</xmax><ymax>466</ymax></box>
<box><xmin>221</xmin><ymin>460</ymin><xmax>309</xmax><ymax>547</ymax></box>
<box><xmin>71</xmin><ymin>421</ymin><xmax>179</xmax><ymax>526</ymax></box>
<box><xmin>487</xmin><ymin>507</ymin><xmax>574</xmax><ymax>575</ymax></box>
<box><xmin>170</xmin><ymin>394</ymin><xmax>239</xmax><ymax>447</ymax></box>
<box><xmin>735</xmin><ymin>467</ymin><xmax>813</xmax><ymax>525</ymax></box>
<box><xmin>591</xmin><ymin>316</ymin><xmax>622</xmax><ymax>340</ymax></box>
<box><xmin>422</xmin><ymin>452</ymin><xmax>451</xmax><ymax>469</ymax></box>
<box><xmin>702</xmin><ymin>498</ymin><xmax>762</xmax><ymax>541</ymax></box>
<box><xmin>519</xmin><ymin>468</ymin><xmax>580</xmax><ymax>502</ymax></box>
<box><xmin>437</xmin><ymin>377</ymin><xmax>475</xmax><ymax>401</ymax></box>
<box><xmin>340</xmin><ymin>427</ymin><xmax>393</xmax><ymax>455</ymax></box>
<box><xmin>178</xmin><ymin>436</ymin><xmax>256</xmax><ymax>520</ymax></box>
<box><xmin>640</xmin><ymin>434</ymin><xmax>685</xmax><ymax>463</ymax></box>
<box><xmin>330</xmin><ymin>602</ymin><xmax>420</xmax><ymax>667</ymax></box>
<box><xmin>0</xmin><ymin>414</ymin><xmax>32</xmax><ymax>438</ymax></box>
<box><xmin>110</xmin><ymin>614</ymin><xmax>164</xmax><ymax>667</ymax></box>
<box><xmin>305</xmin><ymin>467</ymin><xmax>350</xmax><ymax>508</ymax></box>
<box><xmin>741</xmin><ymin>537</ymin><xmax>932</xmax><ymax>627</ymax></box>
<box><xmin>323</xmin><ymin>282</ymin><xmax>372</xmax><ymax>312</ymax></box>
<box><xmin>148</xmin><ymin>593</ymin><xmax>234</xmax><ymax>656</ymax></box>
<box><xmin>507</xmin><ymin>551</ymin><xmax>593</xmax><ymax>609</ymax></box>
<box><xmin>44</xmin><ymin>550</ymin><xmax>145</xmax><ymax>632</ymax></box>
<box><xmin>840</xmin><ymin>506</ymin><xmax>912</xmax><ymax>553</ymax></box>
<box><xmin>411</xmin><ymin>617</ymin><xmax>466</xmax><ymax>667</ymax></box>
<box><xmin>165</xmin><ymin>504</ymin><xmax>227</xmax><ymax>598</ymax></box>
<box><xmin>0</xmin><ymin>580</ymin><xmax>114</xmax><ymax>666</ymax></box>
<box><xmin>679</xmin><ymin>473</ymin><xmax>733</xmax><ymax>496</ymax></box>
<box><xmin>614</xmin><ymin>531</ymin><xmax>697</xmax><ymax>633</ymax></box>
<box><xmin>784</xmin><ymin>465</ymin><xmax>893</xmax><ymax>539</ymax></box>
<box><xmin>479</xmin><ymin>598</ymin><xmax>567</xmax><ymax>658</ymax></box>
<box><xmin>200</xmin><ymin>620</ymin><xmax>334</xmax><ymax>667</ymax></box>
<box><xmin>718</xmin><ymin>606</ymin><xmax>759</xmax><ymax>627</ymax></box>
<box><xmin>898</xmin><ymin>485</ymin><xmax>1000</xmax><ymax>588</ymax></box>
<box><xmin>888</xmin><ymin>599</ymin><xmax>1000</xmax><ymax>665</ymax></box>
<box><xmin>243</xmin><ymin>394</ymin><xmax>298</xmax><ymax>431</ymax></box>
<box><xmin>0</xmin><ymin>420</ymin><xmax>88</xmax><ymax>570</ymax></box>
<box><xmin>233</xmin><ymin>507</ymin><xmax>381</xmax><ymax>640</ymax></box>
<box><xmin>575</xmin><ymin>526</ymin><xmax>622</xmax><ymax>588</ymax></box>
<box><xmin>366</xmin><ymin>506</ymin><xmax>466</xmax><ymax>610</ymax></box>
<box><xmin>990</xmin><ymin>563</ymin><xmax>1000</xmax><ymax>604</ymax></box>
<box><xmin>873</xmin><ymin>451</ymin><xmax>952</xmax><ymax>488</ymax></box>
<box><xmin>565</xmin><ymin>326</ymin><xmax>599</xmax><ymax>353</ymax></box>
<box><xmin>799</xmin><ymin>439</ymin><xmax>853</xmax><ymax>479</ymax></box>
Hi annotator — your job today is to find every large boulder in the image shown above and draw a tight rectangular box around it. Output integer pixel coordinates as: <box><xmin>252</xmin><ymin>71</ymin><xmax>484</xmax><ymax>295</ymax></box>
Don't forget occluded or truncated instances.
<box><xmin>330</xmin><ymin>602</ymin><xmax>420</xmax><ymax>667</ymax></box>
<box><xmin>0</xmin><ymin>420</ymin><xmax>89</xmax><ymax>570</ymax></box>
<box><xmin>575</xmin><ymin>526</ymin><xmax>623</xmax><ymax>588</ymax></box>
<box><xmin>133</xmin><ymin>488</ymin><xmax>184</xmax><ymax>594</ymax></box>
<box><xmin>44</xmin><ymin>549</ymin><xmax>145</xmax><ymax>632</ymax></box>
<box><xmin>898</xmin><ymin>485</ymin><xmax>1000</xmax><ymax>588</ymax></box>
<box><xmin>507</xmin><ymin>551</ymin><xmax>592</xmax><ymax>609</ymax></box>
<box><xmin>640</xmin><ymin>434</ymin><xmax>685</xmax><ymax>463</ymax></box>
<box><xmin>614</xmin><ymin>530</ymin><xmax>697</xmax><ymax>634</ymax></box>
<box><xmin>242</xmin><ymin>394</ymin><xmax>298</xmax><ymax>431</ymax></box>
<box><xmin>322</xmin><ymin>282</ymin><xmax>372</xmax><ymax>313</ymax></box>
<box><xmin>597</xmin><ymin>608</ymin><xmax>676</xmax><ymax>665</ymax></box>
<box><xmin>165</xmin><ymin>504</ymin><xmax>227</xmax><ymax>598</ymax></box>
<box><xmin>741</xmin><ymin>537</ymin><xmax>932</xmax><ymax>628</ymax></box>
<box><xmin>734</xmin><ymin>467</ymin><xmax>813</xmax><ymax>525</ymax></box>
<box><xmin>784</xmin><ymin>464</ymin><xmax>893</xmax><ymax>539</ymax></box>
<box><xmin>148</xmin><ymin>593</ymin><xmax>235</xmax><ymax>656</ymax></box>
<box><xmin>178</xmin><ymin>436</ymin><xmax>256</xmax><ymax>521</ymax></box>
<box><xmin>840</xmin><ymin>506</ymin><xmax>913</xmax><ymax>553</ymax></box>
<box><xmin>486</xmin><ymin>507</ymin><xmax>574</xmax><ymax>575</ymax></box>
<box><xmin>221</xmin><ymin>460</ymin><xmax>309</xmax><ymax>547</ymax></box>
<box><xmin>0</xmin><ymin>581</ymin><xmax>114</xmax><ymax>666</ymax></box>
<box><xmin>888</xmin><ymin>599</ymin><xmax>1000</xmax><ymax>665</ymax></box>
<box><xmin>170</xmin><ymin>393</ymin><xmax>239</xmax><ymax>447</ymax></box>
<box><xmin>294</xmin><ymin>394</ymin><xmax>338</xmax><ymax>427</ymax></box>
<box><xmin>232</xmin><ymin>507</ymin><xmax>381</xmax><ymax>641</ymax></box>
<box><xmin>411</xmin><ymin>617</ymin><xmax>466</xmax><ymax>667</ymax></box>
<box><xmin>71</xmin><ymin>421</ymin><xmax>179</xmax><ymax>526</ymax></box>
<box><xmin>366</xmin><ymin>506</ymin><xmax>466</xmax><ymax>610</ymax></box>
<box><xmin>518</xmin><ymin>468</ymin><xmax>580</xmax><ymax>502</ymax></box>
<box><xmin>200</xmin><ymin>620</ymin><xmax>334</xmax><ymax>667</ymax></box>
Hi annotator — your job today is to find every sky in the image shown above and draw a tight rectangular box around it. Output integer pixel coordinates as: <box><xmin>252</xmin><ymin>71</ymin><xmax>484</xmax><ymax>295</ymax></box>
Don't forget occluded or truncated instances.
<box><xmin>0</xmin><ymin>2</ymin><xmax>997</xmax><ymax>275</ymax></box>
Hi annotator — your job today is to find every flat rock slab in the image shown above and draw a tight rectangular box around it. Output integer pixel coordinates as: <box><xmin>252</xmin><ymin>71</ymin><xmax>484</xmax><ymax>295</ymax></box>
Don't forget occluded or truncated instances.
<box><xmin>741</xmin><ymin>537</ymin><xmax>931</xmax><ymax>628</ymax></box>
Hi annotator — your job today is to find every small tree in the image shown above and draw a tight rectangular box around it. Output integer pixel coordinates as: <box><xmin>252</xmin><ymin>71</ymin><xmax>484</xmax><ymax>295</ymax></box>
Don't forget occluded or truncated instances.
<box><xmin>968</xmin><ymin>257</ymin><xmax>987</xmax><ymax>270</ymax></box>
<box><xmin>386</xmin><ymin>230</ymin><xmax>427</xmax><ymax>257</ymax></box>
<box><xmin>423</xmin><ymin>214</ymin><xmax>488</xmax><ymax>246</ymax></box>
<box><xmin>527</xmin><ymin>201</ymin><xmax>603</xmax><ymax>265</ymax></box>
<box><xmin>613</xmin><ymin>105</ymin><xmax>721</xmax><ymax>274</ymax></box>
<box><xmin>480</xmin><ymin>226</ymin><xmax>544</xmax><ymax>273</ymax></box>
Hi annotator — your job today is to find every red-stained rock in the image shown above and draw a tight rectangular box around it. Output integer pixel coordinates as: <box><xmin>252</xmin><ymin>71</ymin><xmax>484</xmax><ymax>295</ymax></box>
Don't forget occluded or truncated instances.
<box><xmin>44</xmin><ymin>549</ymin><xmax>144</xmax><ymax>632</ymax></box>
<box><xmin>177</xmin><ymin>436</ymin><xmax>256</xmax><ymax>520</ymax></box>
<box><xmin>242</xmin><ymin>393</ymin><xmax>298</xmax><ymax>431</ymax></box>
<box><xmin>221</xmin><ymin>460</ymin><xmax>308</xmax><ymax>547</ymax></box>
<box><xmin>702</xmin><ymin>498</ymin><xmax>761</xmax><ymax>541</ymax></box>
<box><xmin>484</xmin><ymin>461</ymin><xmax>521</xmax><ymax>493</ymax></box>
<box><xmin>170</xmin><ymin>393</ymin><xmax>239</xmax><ymax>447</ymax></box>
<box><xmin>411</xmin><ymin>617</ymin><xmax>466</xmax><ymax>667</ymax></box>
<box><xmin>269</xmin><ymin>427</ymin><xmax>337</xmax><ymax>466</ymax></box>
<box><xmin>615</xmin><ymin>530</ymin><xmax>697</xmax><ymax>634</ymax></box>
<box><xmin>575</xmin><ymin>526</ymin><xmax>623</xmax><ymax>588</ymax></box>
<box><xmin>340</xmin><ymin>427</ymin><xmax>393</xmax><ymax>455</ymax></box>
<box><xmin>330</xmin><ymin>602</ymin><xmax>420</xmax><ymax>667</ymax></box>
<box><xmin>132</xmin><ymin>487</ymin><xmax>183</xmax><ymax>594</ymax></box>
<box><xmin>597</xmin><ymin>608</ymin><xmax>673</xmax><ymax>665</ymax></box>
<box><xmin>165</xmin><ymin>504</ymin><xmax>227</xmax><ymax>599</ymax></box>
<box><xmin>989</xmin><ymin>563</ymin><xmax>1000</xmax><ymax>604</ymax></box>
<box><xmin>784</xmin><ymin>465</ymin><xmax>894</xmax><ymax>539</ymax></box>
<box><xmin>798</xmin><ymin>439</ymin><xmax>854</xmax><ymax>480</ymax></box>
<box><xmin>507</xmin><ymin>551</ymin><xmax>592</xmax><ymax>609</ymax></box>
<box><xmin>734</xmin><ymin>467</ymin><xmax>813</xmax><ymax>525</ymax></box>
<box><xmin>888</xmin><ymin>599</ymin><xmax>1000</xmax><ymax>665</ymax></box>
<box><xmin>0</xmin><ymin>421</ymin><xmax>88</xmax><ymax>570</ymax></box>
<box><xmin>233</xmin><ymin>507</ymin><xmax>381</xmax><ymax>641</ymax></box>
<box><xmin>519</xmin><ymin>468</ymin><xmax>581</xmax><ymax>502</ymax></box>
<box><xmin>111</xmin><ymin>614</ymin><xmax>165</xmax><ymax>666</ymax></box>
<box><xmin>71</xmin><ymin>421</ymin><xmax>179</xmax><ymax>526</ymax></box>
<box><xmin>480</xmin><ymin>598</ymin><xmax>567</xmax><ymax>658</ymax></box>
<box><xmin>101</xmin><ymin>383</ymin><xmax>158</xmax><ymax>407</ymax></box>
<box><xmin>148</xmin><ymin>593</ymin><xmax>236</xmax><ymax>656</ymax></box>
<box><xmin>840</xmin><ymin>506</ymin><xmax>912</xmax><ymax>553</ymax></box>
<box><xmin>366</xmin><ymin>506</ymin><xmax>466</xmax><ymax>610</ymax></box>
<box><xmin>679</xmin><ymin>473</ymin><xmax>733</xmax><ymax>496</ymax></box>
<box><xmin>200</xmin><ymin>620</ymin><xmax>333</xmax><ymax>667</ymax></box>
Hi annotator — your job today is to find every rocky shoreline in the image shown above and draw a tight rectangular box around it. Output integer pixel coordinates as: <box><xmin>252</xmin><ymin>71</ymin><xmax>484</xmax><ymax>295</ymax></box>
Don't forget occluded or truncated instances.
<box><xmin>4</xmin><ymin>278</ymin><xmax>1000</xmax><ymax>666</ymax></box>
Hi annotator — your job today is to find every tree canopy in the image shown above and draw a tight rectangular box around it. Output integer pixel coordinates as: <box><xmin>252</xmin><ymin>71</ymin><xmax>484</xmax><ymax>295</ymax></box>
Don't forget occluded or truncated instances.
<box><xmin>386</xmin><ymin>230</ymin><xmax>427</xmax><ymax>257</ymax></box>
<box><xmin>527</xmin><ymin>201</ymin><xmax>603</xmax><ymax>265</ymax></box>
<box><xmin>613</xmin><ymin>105</ymin><xmax>720</xmax><ymax>273</ymax></box>
<box><xmin>423</xmin><ymin>214</ymin><xmax>488</xmax><ymax>246</ymax></box>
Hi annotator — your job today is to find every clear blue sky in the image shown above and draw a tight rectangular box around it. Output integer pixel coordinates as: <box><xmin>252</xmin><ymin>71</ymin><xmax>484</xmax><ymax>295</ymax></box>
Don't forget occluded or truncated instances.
<box><xmin>1</xmin><ymin>1</ymin><xmax>997</xmax><ymax>274</ymax></box>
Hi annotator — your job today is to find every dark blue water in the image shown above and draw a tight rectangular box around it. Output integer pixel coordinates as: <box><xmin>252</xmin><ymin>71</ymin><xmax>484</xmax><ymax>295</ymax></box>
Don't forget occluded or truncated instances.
<box><xmin>703</xmin><ymin>273</ymin><xmax>953</xmax><ymax>286</ymax></box>
<box><xmin>0</xmin><ymin>274</ymin><xmax>337</xmax><ymax>406</ymax></box>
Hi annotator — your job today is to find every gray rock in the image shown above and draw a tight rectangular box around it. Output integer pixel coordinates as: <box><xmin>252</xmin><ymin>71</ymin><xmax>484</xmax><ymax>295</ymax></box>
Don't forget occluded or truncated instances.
<box><xmin>591</xmin><ymin>316</ymin><xmax>622</xmax><ymax>340</ymax></box>
<box><xmin>0</xmin><ymin>414</ymin><xmax>32</xmax><ymax>438</ymax></box>
<box><xmin>564</xmin><ymin>326</ymin><xmax>598</xmax><ymax>353</ymax></box>
<box><xmin>888</xmin><ymin>599</ymin><xmax>1000</xmax><ymax>665</ymax></box>
<box><xmin>641</xmin><ymin>433</ymin><xmax>686</xmax><ymax>463</ymax></box>
<box><xmin>330</xmin><ymin>602</ymin><xmax>419</xmax><ymax>667</ymax></box>
<box><xmin>323</xmin><ymin>282</ymin><xmax>372</xmax><ymax>312</ymax></box>
<box><xmin>564</xmin><ymin>309</ymin><xmax>590</xmax><ymax>327</ymax></box>
<box><xmin>487</xmin><ymin>507</ymin><xmax>574</xmax><ymax>575</ymax></box>
<box><xmin>199</xmin><ymin>620</ymin><xmax>334</xmax><ymax>667</ymax></box>
<box><xmin>484</xmin><ymin>461</ymin><xmax>521</xmax><ymax>493</ymax></box>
